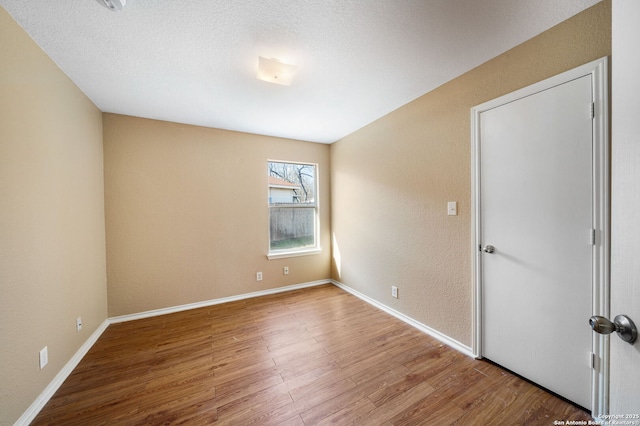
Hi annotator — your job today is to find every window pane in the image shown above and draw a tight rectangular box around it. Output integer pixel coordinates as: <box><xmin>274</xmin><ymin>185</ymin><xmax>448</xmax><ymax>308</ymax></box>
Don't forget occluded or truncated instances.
<box><xmin>268</xmin><ymin>162</ymin><xmax>315</xmax><ymax>206</ymax></box>
<box><xmin>269</xmin><ymin>206</ymin><xmax>315</xmax><ymax>250</ymax></box>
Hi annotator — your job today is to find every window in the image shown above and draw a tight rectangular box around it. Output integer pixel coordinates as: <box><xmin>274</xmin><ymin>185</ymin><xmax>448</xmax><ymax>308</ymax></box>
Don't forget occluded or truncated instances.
<box><xmin>267</xmin><ymin>161</ymin><xmax>320</xmax><ymax>259</ymax></box>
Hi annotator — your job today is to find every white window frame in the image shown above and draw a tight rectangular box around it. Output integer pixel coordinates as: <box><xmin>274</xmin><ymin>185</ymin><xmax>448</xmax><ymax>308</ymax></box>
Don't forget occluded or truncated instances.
<box><xmin>267</xmin><ymin>160</ymin><xmax>321</xmax><ymax>260</ymax></box>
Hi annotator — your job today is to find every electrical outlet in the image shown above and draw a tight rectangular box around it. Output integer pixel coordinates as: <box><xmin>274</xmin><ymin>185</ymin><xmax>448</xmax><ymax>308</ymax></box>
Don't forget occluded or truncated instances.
<box><xmin>256</xmin><ymin>272</ymin><xmax>263</xmax><ymax>281</ymax></box>
<box><xmin>283</xmin><ymin>266</ymin><xmax>289</xmax><ymax>275</ymax></box>
<box><xmin>392</xmin><ymin>286</ymin><xmax>398</xmax><ymax>298</ymax></box>
<box><xmin>76</xmin><ymin>317</ymin><xmax>82</xmax><ymax>332</ymax></box>
<box><xmin>39</xmin><ymin>346</ymin><xmax>48</xmax><ymax>370</ymax></box>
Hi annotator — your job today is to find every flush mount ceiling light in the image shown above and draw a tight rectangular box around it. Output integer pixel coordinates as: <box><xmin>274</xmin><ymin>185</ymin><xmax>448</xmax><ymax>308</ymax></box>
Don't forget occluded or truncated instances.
<box><xmin>95</xmin><ymin>0</ymin><xmax>126</xmax><ymax>12</ymax></box>
<box><xmin>256</xmin><ymin>57</ymin><xmax>298</xmax><ymax>86</ymax></box>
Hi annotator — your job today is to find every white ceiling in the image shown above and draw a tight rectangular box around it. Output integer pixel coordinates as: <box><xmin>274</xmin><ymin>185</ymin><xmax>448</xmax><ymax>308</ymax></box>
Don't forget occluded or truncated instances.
<box><xmin>1</xmin><ymin>0</ymin><xmax>600</xmax><ymax>143</ymax></box>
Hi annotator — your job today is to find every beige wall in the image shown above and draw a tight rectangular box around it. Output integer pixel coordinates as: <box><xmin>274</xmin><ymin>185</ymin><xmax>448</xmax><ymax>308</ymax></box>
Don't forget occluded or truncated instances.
<box><xmin>0</xmin><ymin>7</ymin><xmax>107</xmax><ymax>425</ymax></box>
<box><xmin>103</xmin><ymin>114</ymin><xmax>331</xmax><ymax>317</ymax></box>
<box><xmin>330</xmin><ymin>1</ymin><xmax>611</xmax><ymax>346</ymax></box>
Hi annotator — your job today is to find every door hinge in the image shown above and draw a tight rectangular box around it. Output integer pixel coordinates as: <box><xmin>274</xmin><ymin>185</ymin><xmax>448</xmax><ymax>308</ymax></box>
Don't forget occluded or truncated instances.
<box><xmin>590</xmin><ymin>102</ymin><xmax>595</xmax><ymax>119</ymax></box>
<box><xmin>590</xmin><ymin>229</ymin><xmax>596</xmax><ymax>245</ymax></box>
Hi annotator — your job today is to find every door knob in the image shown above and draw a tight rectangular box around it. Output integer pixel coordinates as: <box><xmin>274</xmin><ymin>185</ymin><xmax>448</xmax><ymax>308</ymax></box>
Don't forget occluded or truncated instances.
<box><xmin>482</xmin><ymin>245</ymin><xmax>495</xmax><ymax>254</ymax></box>
<box><xmin>589</xmin><ymin>315</ymin><xmax>637</xmax><ymax>344</ymax></box>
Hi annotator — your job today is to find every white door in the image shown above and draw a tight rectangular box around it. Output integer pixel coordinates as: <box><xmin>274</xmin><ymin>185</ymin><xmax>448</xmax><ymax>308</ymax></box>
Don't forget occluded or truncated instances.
<box><xmin>473</xmin><ymin>59</ymin><xmax>609</xmax><ymax>412</ymax></box>
<box><xmin>610</xmin><ymin>0</ymin><xmax>640</xmax><ymax>415</ymax></box>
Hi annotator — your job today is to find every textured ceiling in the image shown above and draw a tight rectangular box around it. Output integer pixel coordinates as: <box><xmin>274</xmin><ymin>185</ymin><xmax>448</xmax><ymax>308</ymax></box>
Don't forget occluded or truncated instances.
<box><xmin>1</xmin><ymin>0</ymin><xmax>600</xmax><ymax>143</ymax></box>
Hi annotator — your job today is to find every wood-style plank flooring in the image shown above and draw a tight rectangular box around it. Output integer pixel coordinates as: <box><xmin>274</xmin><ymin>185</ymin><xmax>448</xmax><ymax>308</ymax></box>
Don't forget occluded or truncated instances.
<box><xmin>33</xmin><ymin>284</ymin><xmax>591</xmax><ymax>425</ymax></box>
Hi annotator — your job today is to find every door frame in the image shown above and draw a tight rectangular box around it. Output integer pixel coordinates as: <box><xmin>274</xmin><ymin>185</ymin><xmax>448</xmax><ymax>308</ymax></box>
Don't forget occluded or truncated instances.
<box><xmin>470</xmin><ymin>57</ymin><xmax>609</xmax><ymax>416</ymax></box>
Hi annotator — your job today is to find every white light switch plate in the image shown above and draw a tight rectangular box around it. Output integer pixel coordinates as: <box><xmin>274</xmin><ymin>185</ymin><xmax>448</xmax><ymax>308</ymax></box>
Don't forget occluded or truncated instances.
<box><xmin>447</xmin><ymin>201</ymin><xmax>458</xmax><ymax>216</ymax></box>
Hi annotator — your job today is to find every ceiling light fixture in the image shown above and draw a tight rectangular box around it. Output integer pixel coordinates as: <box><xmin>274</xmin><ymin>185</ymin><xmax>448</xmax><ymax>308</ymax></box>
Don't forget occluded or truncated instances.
<box><xmin>256</xmin><ymin>57</ymin><xmax>298</xmax><ymax>86</ymax></box>
<box><xmin>95</xmin><ymin>0</ymin><xmax>126</xmax><ymax>12</ymax></box>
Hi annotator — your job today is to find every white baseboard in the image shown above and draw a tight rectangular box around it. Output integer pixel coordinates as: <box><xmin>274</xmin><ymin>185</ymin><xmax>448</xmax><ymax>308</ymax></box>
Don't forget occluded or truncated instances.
<box><xmin>108</xmin><ymin>280</ymin><xmax>332</xmax><ymax>324</ymax></box>
<box><xmin>14</xmin><ymin>319</ymin><xmax>110</xmax><ymax>426</ymax></box>
<box><xmin>331</xmin><ymin>280</ymin><xmax>474</xmax><ymax>358</ymax></box>
<box><xmin>109</xmin><ymin>280</ymin><xmax>473</xmax><ymax>359</ymax></box>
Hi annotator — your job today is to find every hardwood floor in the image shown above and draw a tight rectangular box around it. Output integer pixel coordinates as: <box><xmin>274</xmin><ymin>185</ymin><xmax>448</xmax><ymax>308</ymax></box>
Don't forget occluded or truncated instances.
<box><xmin>33</xmin><ymin>284</ymin><xmax>591</xmax><ymax>425</ymax></box>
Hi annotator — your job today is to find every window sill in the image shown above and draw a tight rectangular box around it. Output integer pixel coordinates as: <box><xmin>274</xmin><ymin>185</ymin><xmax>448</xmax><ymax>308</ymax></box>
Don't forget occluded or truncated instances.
<box><xmin>267</xmin><ymin>247</ymin><xmax>322</xmax><ymax>260</ymax></box>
